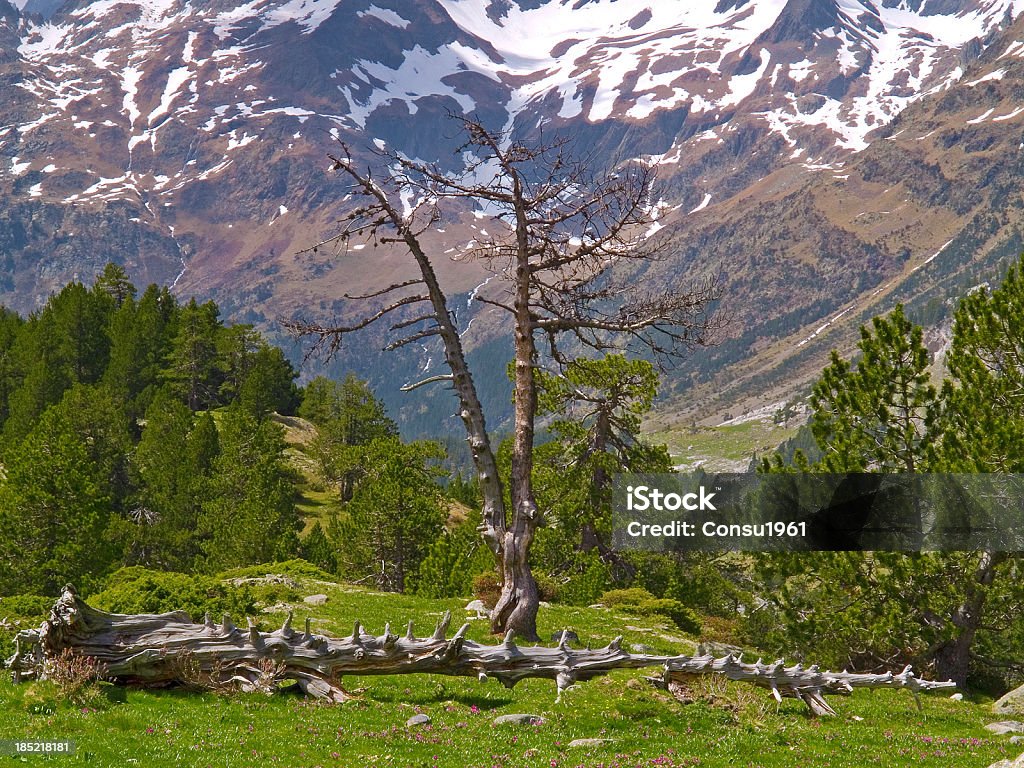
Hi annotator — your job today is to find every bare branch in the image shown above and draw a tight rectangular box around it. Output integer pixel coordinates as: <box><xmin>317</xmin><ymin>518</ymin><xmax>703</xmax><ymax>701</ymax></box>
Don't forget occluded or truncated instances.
<box><xmin>400</xmin><ymin>374</ymin><xmax>455</xmax><ymax>392</ymax></box>
<box><xmin>284</xmin><ymin>293</ymin><xmax>428</xmax><ymax>356</ymax></box>
<box><xmin>344</xmin><ymin>279</ymin><xmax>424</xmax><ymax>301</ymax></box>
<box><xmin>384</xmin><ymin>328</ymin><xmax>442</xmax><ymax>351</ymax></box>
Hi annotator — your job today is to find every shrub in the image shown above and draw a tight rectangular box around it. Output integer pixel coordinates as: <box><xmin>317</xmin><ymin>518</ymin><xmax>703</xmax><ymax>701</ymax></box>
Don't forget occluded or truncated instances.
<box><xmin>89</xmin><ymin>567</ymin><xmax>256</xmax><ymax>620</ymax></box>
<box><xmin>637</xmin><ymin>598</ymin><xmax>701</xmax><ymax>635</ymax></box>
<box><xmin>533</xmin><ymin>572</ymin><xmax>560</xmax><ymax>603</ymax></box>
<box><xmin>599</xmin><ymin>588</ymin><xmax>656</xmax><ymax>608</ymax></box>
<box><xmin>413</xmin><ymin>525</ymin><xmax>493</xmax><ymax>599</ymax></box>
<box><xmin>598</xmin><ymin>588</ymin><xmax>700</xmax><ymax>634</ymax></box>
<box><xmin>472</xmin><ymin>571</ymin><xmax>501</xmax><ymax>609</ymax></box>
<box><xmin>47</xmin><ymin>648</ymin><xmax>108</xmax><ymax>705</ymax></box>
<box><xmin>0</xmin><ymin>594</ymin><xmax>52</xmax><ymax>618</ymax></box>
<box><xmin>556</xmin><ymin>552</ymin><xmax>610</xmax><ymax>606</ymax></box>
<box><xmin>217</xmin><ymin>559</ymin><xmax>335</xmax><ymax>582</ymax></box>
<box><xmin>0</xmin><ymin>594</ymin><xmax>51</xmax><ymax>660</ymax></box>
<box><xmin>472</xmin><ymin>571</ymin><xmax>558</xmax><ymax>609</ymax></box>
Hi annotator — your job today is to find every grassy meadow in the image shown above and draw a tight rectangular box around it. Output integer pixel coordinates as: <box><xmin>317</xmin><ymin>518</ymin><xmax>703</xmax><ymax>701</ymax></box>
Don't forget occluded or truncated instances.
<box><xmin>0</xmin><ymin>568</ymin><xmax>1013</xmax><ymax>768</ymax></box>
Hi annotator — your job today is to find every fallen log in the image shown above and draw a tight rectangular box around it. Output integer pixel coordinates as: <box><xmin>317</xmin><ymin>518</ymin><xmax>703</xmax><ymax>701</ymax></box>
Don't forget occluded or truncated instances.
<box><xmin>5</xmin><ymin>586</ymin><xmax>956</xmax><ymax>716</ymax></box>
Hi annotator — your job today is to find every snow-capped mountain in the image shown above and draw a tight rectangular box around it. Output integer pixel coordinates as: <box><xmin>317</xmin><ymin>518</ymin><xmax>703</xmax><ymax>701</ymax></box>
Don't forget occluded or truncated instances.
<box><xmin>2</xmin><ymin>0</ymin><xmax>1024</xmax><ymax>425</ymax></box>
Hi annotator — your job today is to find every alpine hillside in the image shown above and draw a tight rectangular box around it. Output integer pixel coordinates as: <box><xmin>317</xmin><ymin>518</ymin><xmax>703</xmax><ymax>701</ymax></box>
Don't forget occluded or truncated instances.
<box><xmin>2</xmin><ymin>0</ymin><xmax>1024</xmax><ymax>430</ymax></box>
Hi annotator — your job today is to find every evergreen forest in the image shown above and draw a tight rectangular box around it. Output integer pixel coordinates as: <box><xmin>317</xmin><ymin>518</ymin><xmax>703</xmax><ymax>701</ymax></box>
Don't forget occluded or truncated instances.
<box><xmin>3</xmin><ymin>259</ymin><xmax>1024</xmax><ymax>700</ymax></box>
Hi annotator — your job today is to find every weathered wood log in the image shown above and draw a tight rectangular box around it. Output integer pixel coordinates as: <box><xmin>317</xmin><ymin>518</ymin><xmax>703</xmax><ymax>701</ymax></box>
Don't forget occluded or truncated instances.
<box><xmin>4</xmin><ymin>586</ymin><xmax>956</xmax><ymax>715</ymax></box>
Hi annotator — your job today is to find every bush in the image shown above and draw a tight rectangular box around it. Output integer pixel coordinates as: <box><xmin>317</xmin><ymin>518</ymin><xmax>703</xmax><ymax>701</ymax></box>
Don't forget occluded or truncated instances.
<box><xmin>413</xmin><ymin>524</ymin><xmax>493</xmax><ymax>599</ymax></box>
<box><xmin>599</xmin><ymin>588</ymin><xmax>656</xmax><ymax>607</ymax></box>
<box><xmin>0</xmin><ymin>593</ymin><xmax>51</xmax><ymax>660</ymax></box>
<box><xmin>555</xmin><ymin>552</ymin><xmax>610</xmax><ymax>606</ymax></box>
<box><xmin>0</xmin><ymin>594</ymin><xmax>52</xmax><ymax>618</ymax></box>
<box><xmin>598</xmin><ymin>588</ymin><xmax>700</xmax><ymax>634</ymax></box>
<box><xmin>217</xmin><ymin>559</ymin><xmax>335</xmax><ymax>583</ymax></box>
<box><xmin>533</xmin><ymin>572</ymin><xmax>560</xmax><ymax>603</ymax></box>
<box><xmin>637</xmin><ymin>598</ymin><xmax>701</xmax><ymax>635</ymax></box>
<box><xmin>699</xmin><ymin>615</ymin><xmax>741</xmax><ymax>644</ymax></box>
<box><xmin>47</xmin><ymin>648</ymin><xmax>108</xmax><ymax>705</ymax></box>
<box><xmin>472</xmin><ymin>572</ymin><xmax>501</xmax><ymax>609</ymax></box>
<box><xmin>88</xmin><ymin>567</ymin><xmax>256</xmax><ymax>620</ymax></box>
<box><xmin>472</xmin><ymin>571</ymin><xmax>558</xmax><ymax>609</ymax></box>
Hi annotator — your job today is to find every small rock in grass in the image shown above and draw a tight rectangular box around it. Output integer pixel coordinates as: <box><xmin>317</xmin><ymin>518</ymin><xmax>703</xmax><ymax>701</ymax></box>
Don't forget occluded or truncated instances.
<box><xmin>1010</xmin><ymin>736</ymin><xmax>1024</xmax><ymax>745</ymax></box>
<box><xmin>985</xmin><ymin>721</ymin><xmax>1024</xmax><ymax>735</ymax></box>
<box><xmin>630</xmin><ymin>643</ymin><xmax>656</xmax><ymax>654</ymax></box>
<box><xmin>568</xmin><ymin>738</ymin><xmax>613</xmax><ymax>748</ymax></box>
<box><xmin>950</xmin><ymin>693</ymin><xmax>963</xmax><ymax>701</ymax></box>
<box><xmin>303</xmin><ymin>594</ymin><xmax>328</xmax><ymax>606</ymax></box>
<box><xmin>465</xmin><ymin>600</ymin><xmax>489</xmax><ymax>619</ymax></box>
<box><xmin>493</xmin><ymin>714</ymin><xmax>543</xmax><ymax>726</ymax></box>
<box><xmin>406</xmin><ymin>714</ymin><xmax>431</xmax><ymax>727</ymax></box>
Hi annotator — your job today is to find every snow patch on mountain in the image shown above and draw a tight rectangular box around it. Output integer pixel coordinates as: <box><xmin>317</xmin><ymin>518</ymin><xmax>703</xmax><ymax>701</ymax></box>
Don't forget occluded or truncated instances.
<box><xmin>357</xmin><ymin>4</ymin><xmax>411</xmax><ymax>29</ymax></box>
<box><xmin>262</xmin><ymin>0</ymin><xmax>344</xmax><ymax>34</ymax></box>
<box><xmin>341</xmin><ymin>42</ymin><xmax>500</xmax><ymax>127</ymax></box>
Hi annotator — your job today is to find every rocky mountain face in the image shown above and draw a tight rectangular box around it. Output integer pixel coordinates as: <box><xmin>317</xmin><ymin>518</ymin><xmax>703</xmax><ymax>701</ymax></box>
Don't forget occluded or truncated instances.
<box><xmin>2</xmin><ymin>0</ymin><xmax>1024</xmax><ymax>428</ymax></box>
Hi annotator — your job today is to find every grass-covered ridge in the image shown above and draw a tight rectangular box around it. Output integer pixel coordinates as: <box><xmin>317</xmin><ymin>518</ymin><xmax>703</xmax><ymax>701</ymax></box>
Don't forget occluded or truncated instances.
<box><xmin>0</xmin><ymin>567</ymin><xmax>1012</xmax><ymax>768</ymax></box>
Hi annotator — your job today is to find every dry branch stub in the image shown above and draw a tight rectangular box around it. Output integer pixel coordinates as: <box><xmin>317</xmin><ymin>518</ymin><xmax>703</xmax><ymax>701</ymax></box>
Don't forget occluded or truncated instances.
<box><xmin>4</xmin><ymin>586</ymin><xmax>956</xmax><ymax>715</ymax></box>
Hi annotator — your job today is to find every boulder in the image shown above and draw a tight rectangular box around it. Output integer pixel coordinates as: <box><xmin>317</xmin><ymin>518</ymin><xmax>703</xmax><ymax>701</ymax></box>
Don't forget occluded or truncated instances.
<box><xmin>303</xmin><ymin>594</ymin><xmax>328</xmax><ymax>606</ymax></box>
<box><xmin>406</xmin><ymin>714</ymin><xmax>431</xmax><ymax>727</ymax></box>
<box><xmin>994</xmin><ymin>684</ymin><xmax>1024</xmax><ymax>716</ymax></box>
<box><xmin>985</xmin><ymin>721</ymin><xmax>1024</xmax><ymax>735</ymax></box>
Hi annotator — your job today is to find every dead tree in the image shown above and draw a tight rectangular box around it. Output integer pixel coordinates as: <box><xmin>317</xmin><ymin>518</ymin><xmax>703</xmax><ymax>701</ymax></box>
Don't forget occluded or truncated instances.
<box><xmin>288</xmin><ymin>118</ymin><xmax>720</xmax><ymax>640</ymax></box>
<box><xmin>6</xmin><ymin>586</ymin><xmax>956</xmax><ymax>717</ymax></box>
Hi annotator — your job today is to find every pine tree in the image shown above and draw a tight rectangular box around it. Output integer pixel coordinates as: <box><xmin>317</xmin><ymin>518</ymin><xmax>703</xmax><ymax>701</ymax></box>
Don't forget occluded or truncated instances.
<box><xmin>48</xmin><ymin>281</ymin><xmax>113</xmax><ymax>385</ymax></box>
<box><xmin>104</xmin><ymin>284</ymin><xmax>179</xmax><ymax>420</ymax></box>
<box><xmin>534</xmin><ymin>354</ymin><xmax>671</xmax><ymax>554</ymax></box>
<box><xmin>163</xmin><ymin>298</ymin><xmax>222</xmax><ymax>411</ymax></box>
<box><xmin>198</xmin><ymin>407</ymin><xmax>300</xmax><ymax>571</ymax></box>
<box><xmin>759</xmin><ymin>297</ymin><xmax>1024</xmax><ymax>688</ymax></box>
<box><xmin>3</xmin><ymin>311</ymin><xmax>72</xmax><ymax>447</ymax></box>
<box><xmin>128</xmin><ymin>390</ymin><xmax>218</xmax><ymax>569</ymax></box>
<box><xmin>300</xmin><ymin>375</ymin><xmax>397</xmax><ymax>500</ymax></box>
<box><xmin>333</xmin><ymin>438</ymin><xmax>446</xmax><ymax>592</ymax></box>
<box><xmin>0</xmin><ymin>390</ymin><xmax>116</xmax><ymax>594</ymax></box>
<box><xmin>940</xmin><ymin>263</ymin><xmax>1024</xmax><ymax>471</ymax></box>
<box><xmin>0</xmin><ymin>307</ymin><xmax>25</xmax><ymax>429</ymax></box>
<box><xmin>94</xmin><ymin>262</ymin><xmax>137</xmax><ymax>309</ymax></box>
<box><xmin>237</xmin><ymin>344</ymin><xmax>299</xmax><ymax>419</ymax></box>
<box><xmin>810</xmin><ymin>305</ymin><xmax>938</xmax><ymax>472</ymax></box>
<box><xmin>300</xmin><ymin>522</ymin><xmax>337</xmax><ymax>573</ymax></box>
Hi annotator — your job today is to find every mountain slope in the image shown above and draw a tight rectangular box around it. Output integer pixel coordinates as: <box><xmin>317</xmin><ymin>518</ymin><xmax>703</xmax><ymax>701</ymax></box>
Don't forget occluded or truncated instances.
<box><xmin>2</xmin><ymin>0</ymin><xmax>1024</xmax><ymax>430</ymax></box>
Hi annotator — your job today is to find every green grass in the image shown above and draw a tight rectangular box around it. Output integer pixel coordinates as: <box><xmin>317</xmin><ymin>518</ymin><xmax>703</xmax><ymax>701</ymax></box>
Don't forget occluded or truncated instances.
<box><xmin>0</xmin><ymin>571</ymin><xmax>1014</xmax><ymax>767</ymax></box>
<box><xmin>648</xmin><ymin>419</ymin><xmax>798</xmax><ymax>472</ymax></box>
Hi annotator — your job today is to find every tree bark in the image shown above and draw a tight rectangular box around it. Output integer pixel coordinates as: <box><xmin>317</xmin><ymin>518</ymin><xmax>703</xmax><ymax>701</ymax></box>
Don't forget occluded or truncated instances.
<box><xmin>934</xmin><ymin>550</ymin><xmax>1005</xmax><ymax>687</ymax></box>
<box><xmin>492</xmin><ymin>173</ymin><xmax>542</xmax><ymax>640</ymax></box>
<box><xmin>6</xmin><ymin>587</ymin><xmax>956</xmax><ymax>717</ymax></box>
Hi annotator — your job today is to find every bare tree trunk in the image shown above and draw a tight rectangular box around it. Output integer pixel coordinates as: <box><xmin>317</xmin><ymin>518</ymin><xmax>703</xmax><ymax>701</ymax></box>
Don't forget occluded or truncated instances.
<box><xmin>492</xmin><ymin>174</ymin><xmax>543</xmax><ymax>640</ymax></box>
<box><xmin>6</xmin><ymin>587</ymin><xmax>956</xmax><ymax>716</ymax></box>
